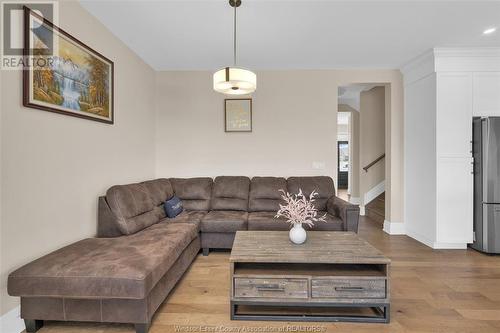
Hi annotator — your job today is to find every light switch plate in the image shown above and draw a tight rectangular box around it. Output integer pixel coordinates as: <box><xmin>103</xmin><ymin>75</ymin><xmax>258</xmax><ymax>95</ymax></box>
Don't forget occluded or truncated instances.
<box><xmin>312</xmin><ymin>161</ymin><xmax>326</xmax><ymax>170</ymax></box>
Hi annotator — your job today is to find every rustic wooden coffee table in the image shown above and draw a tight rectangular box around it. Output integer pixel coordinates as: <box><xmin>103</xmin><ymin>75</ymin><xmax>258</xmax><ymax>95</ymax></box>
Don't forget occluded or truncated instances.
<box><xmin>229</xmin><ymin>231</ymin><xmax>390</xmax><ymax>323</ymax></box>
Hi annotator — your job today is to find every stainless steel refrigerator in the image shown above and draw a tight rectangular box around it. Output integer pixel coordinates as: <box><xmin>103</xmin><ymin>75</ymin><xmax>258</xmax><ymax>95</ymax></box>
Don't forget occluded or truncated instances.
<box><xmin>472</xmin><ymin>117</ymin><xmax>500</xmax><ymax>254</ymax></box>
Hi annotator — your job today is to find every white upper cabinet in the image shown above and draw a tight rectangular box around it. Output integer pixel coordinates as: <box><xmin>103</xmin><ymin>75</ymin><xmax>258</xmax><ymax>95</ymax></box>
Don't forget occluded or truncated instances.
<box><xmin>473</xmin><ymin>73</ymin><xmax>500</xmax><ymax>116</ymax></box>
<box><xmin>436</xmin><ymin>73</ymin><xmax>473</xmax><ymax>157</ymax></box>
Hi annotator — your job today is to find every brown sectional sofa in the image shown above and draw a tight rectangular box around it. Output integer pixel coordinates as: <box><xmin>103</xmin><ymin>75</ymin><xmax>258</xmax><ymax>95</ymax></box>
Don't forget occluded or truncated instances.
<box><xmin>8</xmin><ymin>176</ymin><xmax>359</xmax><ymax>333</ymax></box>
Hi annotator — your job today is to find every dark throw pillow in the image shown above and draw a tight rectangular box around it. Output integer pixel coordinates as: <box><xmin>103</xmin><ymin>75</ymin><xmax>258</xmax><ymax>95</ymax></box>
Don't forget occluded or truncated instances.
<box><xmin>164</xmin><ymin>196</ymin><xmax>183</xmax><ymax>218</ymax></box>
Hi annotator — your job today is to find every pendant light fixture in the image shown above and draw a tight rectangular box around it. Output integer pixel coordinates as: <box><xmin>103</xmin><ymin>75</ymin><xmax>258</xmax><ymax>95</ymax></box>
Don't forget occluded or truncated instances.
<box><xmin>213</xmin><ymin>0</ymin><xmax>256</xmax><ymax>95</ymax></box>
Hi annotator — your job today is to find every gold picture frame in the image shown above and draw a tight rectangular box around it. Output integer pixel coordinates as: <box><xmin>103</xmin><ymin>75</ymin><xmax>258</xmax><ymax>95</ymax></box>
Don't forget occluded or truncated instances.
<box><xmin>224</xmin><ymin>98</ymin><xmax>252</xmax><ymax>132</ymax></box>
<box><xmin>23</xmin><ymin>7</ymin><xmax>114</xmax><ymax>124</ymax></box>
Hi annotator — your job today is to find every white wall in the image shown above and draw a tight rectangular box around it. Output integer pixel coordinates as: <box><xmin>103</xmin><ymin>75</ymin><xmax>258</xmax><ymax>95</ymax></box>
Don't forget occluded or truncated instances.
<box><xmin>0</xmin><ymin>0</ymin><xmax>157</xmax><ymax>318</ymax></box>
<box><xmin>404</xmin><ymin>73</ymin><xmax>437</xmax><ymax>245</ymax></box>
<box><xmin>473</xmin><ymin>73</ymin><xmax>500</xmax><ymax>116</ymax></box>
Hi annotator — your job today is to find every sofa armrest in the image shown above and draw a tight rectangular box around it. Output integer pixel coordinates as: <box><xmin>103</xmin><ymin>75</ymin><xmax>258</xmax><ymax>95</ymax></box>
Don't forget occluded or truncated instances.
<box><xmin>326</xmin><ymin>196</ymin><xmax>360</xmax><ymax>233</ymax></box>
<box><xmin>97</xmin><ymin>196</ymin><xmax>123</xmax><ymax>238</ymax></box>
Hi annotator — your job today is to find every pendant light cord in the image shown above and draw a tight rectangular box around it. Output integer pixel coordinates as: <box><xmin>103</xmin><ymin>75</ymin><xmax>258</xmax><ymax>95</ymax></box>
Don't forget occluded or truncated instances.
<box><xmin>233</xmin><ymin>3</ymin><xmax>237</xmax><ymax>66</ymax></box>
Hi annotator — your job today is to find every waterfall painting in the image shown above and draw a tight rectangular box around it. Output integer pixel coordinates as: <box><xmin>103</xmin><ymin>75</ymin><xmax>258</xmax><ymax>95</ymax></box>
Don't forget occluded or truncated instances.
<box><xmin>23</xmin><ymin>7</ymin><xmax>114</xmax><ymax>124</ymax></box>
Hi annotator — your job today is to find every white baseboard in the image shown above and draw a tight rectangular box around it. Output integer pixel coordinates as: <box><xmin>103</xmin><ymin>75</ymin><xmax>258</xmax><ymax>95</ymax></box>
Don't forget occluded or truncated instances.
<box><xmin>406</xmin><ymin>228</ymin><xmax>468</xmax><ymax>249</ymax></box>
<box><xmin>349</xmin><ymin>197</ymin><xmax>360</xmax><ymax>205</ymax></box>
<box><xmin>383</xmin><ymin>220</ymin><xmax>406</xmax><ymax>235</ymax></box>
<box><xmin>406</xmin><ymin>228</ymin><xmax>435</xmax><ymax>248</ymax></box>
<box><xmin>1</xmin><ymin>306</ymin><xmax>24</xmax><ymax>333</ymax></box>
<box><xmin>432</xmin><ymin>242</ymin><xmax>468</xmax><ymax>249</ymax></box>
<box><xmin>363</xmin><ymin>180</ymin><xmax>385</xmax><ymax>205</ymax></box>
<box><xmin>359</xmin><ymin>205</ymin><xmax>365</xmax><ymax>216</ymax></box>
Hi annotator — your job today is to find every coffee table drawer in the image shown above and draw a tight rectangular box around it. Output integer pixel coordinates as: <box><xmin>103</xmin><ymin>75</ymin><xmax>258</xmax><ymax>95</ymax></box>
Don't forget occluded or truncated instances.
<box><xmin>234</xmin><ymin>278</ymin><xmax>308</xmax><ymax>299</ymax></box>
<box><xmin>311</xmin><ymin>279</ymin><xmax>386</xmax><ymax>299</ymax></box>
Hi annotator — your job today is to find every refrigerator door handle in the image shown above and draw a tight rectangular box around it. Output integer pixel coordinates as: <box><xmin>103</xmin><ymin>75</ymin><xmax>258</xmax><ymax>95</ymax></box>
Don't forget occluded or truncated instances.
<box><xmin>482</xmin><ymin>118</ymin><xmax>489</xmax><ymax>202</ymax></box>
<box><xmin>483</xmin><ymin>204</ymin><xmax>489</xmax><ymax>251</ymax></box>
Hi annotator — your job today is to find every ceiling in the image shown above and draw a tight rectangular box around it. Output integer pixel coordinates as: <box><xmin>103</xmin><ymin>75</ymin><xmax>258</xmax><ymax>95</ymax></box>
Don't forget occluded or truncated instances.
<box><xmin>79</xmin><ymin>0</ymin><xmax>500</xmax><ymax>71</ymax></box>
<box><xmin>338</xmin><ymin>84</ymin><xmax>379</xmax><ymax>111</ymax></box>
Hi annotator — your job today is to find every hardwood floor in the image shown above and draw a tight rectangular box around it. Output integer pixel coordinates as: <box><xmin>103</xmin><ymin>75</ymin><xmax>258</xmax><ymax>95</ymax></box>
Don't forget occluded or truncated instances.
<box><xmin>30</xmin><ymin>217</ymin><xmax>500</xmax><ymax>333</ymax></box>
<box><xmin>366</xmin><ymin>193</ymin><xmax>385</xmax><ymax>226</ymax></box>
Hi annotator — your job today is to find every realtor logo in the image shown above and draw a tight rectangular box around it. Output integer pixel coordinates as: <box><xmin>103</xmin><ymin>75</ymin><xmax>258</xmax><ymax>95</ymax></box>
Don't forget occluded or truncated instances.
<box><xmin>1</xmin><ymin>1</ymin><xmax>58</xmax><ymax>70</ymax></box>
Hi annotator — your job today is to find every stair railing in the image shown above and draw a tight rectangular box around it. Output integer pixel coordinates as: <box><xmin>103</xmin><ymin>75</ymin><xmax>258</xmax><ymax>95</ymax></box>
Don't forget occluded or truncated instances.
<box><xmin>363</xmin><ymin>154</ymin><xmax>385</xmax><ymax>172</ymax></box>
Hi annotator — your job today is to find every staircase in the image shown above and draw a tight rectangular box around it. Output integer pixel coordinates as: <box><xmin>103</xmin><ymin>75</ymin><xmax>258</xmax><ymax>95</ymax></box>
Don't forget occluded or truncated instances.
<box><xmin>366</xmin><ymin>192</ymin><xmax>385</xmax><ymax>225</ymax></box>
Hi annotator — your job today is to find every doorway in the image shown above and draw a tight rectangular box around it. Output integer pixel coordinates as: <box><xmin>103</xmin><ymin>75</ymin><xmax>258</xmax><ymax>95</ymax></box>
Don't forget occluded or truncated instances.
<box><xmin>337</xmin><ymin>111</ymin><xmax>351</xmax><ymax>201</ymax></box>
<box><xmin>338</xmin><ymin>141</ymin><xmax>349</xmax><ymax>189</ymax></box>
<box><xmin>338</xmin><ymin>84</ymin><xmax>387</xmax><ymax>227</ymax></box>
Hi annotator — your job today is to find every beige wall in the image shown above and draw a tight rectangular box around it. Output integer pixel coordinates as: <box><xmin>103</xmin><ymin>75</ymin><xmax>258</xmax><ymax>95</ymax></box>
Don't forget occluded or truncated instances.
<box><xmin>156</xmin><ymin>70</ymin><xmax>404</xmax><ymax>224</ymax></box>
<box><xmin>156</xmin><ymin>71</ymin><xmax>338</xmax><ymax>179</ymax></box>
<box><xmin>351</xmin><ymin>110</ymin><xmax>360</xmax><ymax>200</ymax></box>
<box><xmin>359</xmin><ymin>87</ymin><xmax>386</xmax><ymax>204</ymax></box>
<box><xmin>0</xmin><ymin>1</ymin><xmax>157</xmax><ymax>316</ymax></box>
<box><xmin>386</xmin><ymin>82</ymin><xmax>404</xmax><ymax>224</ymax></box>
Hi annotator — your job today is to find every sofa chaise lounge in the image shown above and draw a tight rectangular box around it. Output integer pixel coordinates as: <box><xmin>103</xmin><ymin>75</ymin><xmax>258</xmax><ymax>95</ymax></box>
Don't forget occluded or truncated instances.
<box><xmin>8</xmin><ymin>176</ymin><xmax>359</xmax><ymax>333</ymax></box>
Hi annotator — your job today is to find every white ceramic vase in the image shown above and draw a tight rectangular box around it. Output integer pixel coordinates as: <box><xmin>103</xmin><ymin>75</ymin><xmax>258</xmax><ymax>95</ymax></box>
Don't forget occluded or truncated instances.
<box><xmin>289</xmin><ymin>223</ymin><xmax>307</xmax><ymax>244</ymax></box>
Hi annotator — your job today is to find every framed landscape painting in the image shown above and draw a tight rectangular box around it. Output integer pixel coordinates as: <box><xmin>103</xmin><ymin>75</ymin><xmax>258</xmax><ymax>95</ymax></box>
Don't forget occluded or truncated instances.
<box><xmin>23</xmin><ymin>7</ymin><xmax>114</xmax><ymax>124</ymax></box>
<box><xmin>225</xmin><ymin>98</ymin><xmax>252</xmax><ymax>132</ymax></box>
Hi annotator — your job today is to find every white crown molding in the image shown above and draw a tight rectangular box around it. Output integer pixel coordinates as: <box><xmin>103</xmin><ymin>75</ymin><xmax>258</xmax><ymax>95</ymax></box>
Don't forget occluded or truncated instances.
<box><xmin>401</xmin><ymin>47</ymin><xmax>500</xmax><ymax>85</ymax></box>
<box><xmin>435</xmin><ymin>47</ymin><xmax>500</xmax><ymax>72</ymax></box>
<box><xmin>1</xmin><ymin>306</ymin><xmax>24</xmax><ymax>333</ymax></box>
<box><xmin>400</xmin><ymin>49</ymin><xmax>435</xmax><ymax>85</ymax></box>
<box><xmin>434</xmin><ymin>47</ymin><xmax>500</xmax><ymax>58</ymax></box>
<box><xmin>383</xmin><ymin>220</ymin><xmax>405</xmax><ymax>235</ymax></box>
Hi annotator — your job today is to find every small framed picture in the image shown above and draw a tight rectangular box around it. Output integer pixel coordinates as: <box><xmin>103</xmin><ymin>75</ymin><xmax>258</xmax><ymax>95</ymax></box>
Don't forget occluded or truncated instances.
<box><xmin>225</xmin><ymin>98</ymin><xmax>252</xmax><ymax>132</ymax></box>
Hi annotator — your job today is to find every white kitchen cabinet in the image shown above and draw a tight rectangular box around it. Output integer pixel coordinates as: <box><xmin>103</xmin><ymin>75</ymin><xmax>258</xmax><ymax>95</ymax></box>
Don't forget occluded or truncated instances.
<box><xmin>436</xmin><ymin>157</ymin><xmax>473</xmax><ymax>247</ymax></box>
<box><xmin>436</xmin><ymin>73</ymin><xmax>473</xmax><ymax>157</ymax></box>
<box><xmin>403</xmin><ymin>48</ymin><xmax>499</xmax><ymax>249</ymax></box>
<box><xmin>435</xmin><ymin>73</ymin><xmax>473</xmax><ymax>247</ymax></box>
<box><xmin>473</xmin><ymin>73</ymin><xmax>500</xmax><ymax>116</ymax></box>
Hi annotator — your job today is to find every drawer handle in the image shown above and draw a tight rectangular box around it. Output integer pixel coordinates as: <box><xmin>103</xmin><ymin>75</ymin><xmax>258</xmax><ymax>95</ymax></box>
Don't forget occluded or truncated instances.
<box><xmin>256</xmin><ymin>284</ymin><xmax>285</xmax><ymax>292</ymax></box>
<box><xmin>335</xmin><ymin>286</ymin><xmax>365</xmax><ymax>292</ymax></box>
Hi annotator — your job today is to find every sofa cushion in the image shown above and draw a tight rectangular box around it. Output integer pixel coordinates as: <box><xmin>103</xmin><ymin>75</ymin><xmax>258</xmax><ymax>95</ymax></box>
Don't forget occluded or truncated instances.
<box><xmin>201</xmin><ymin>210</ymin><xmax>248</xmax><ymax>233</ymax></box>
<box><xmin>141</xmin><ymin>178</ymin><xmax>174</xmax><ymax>221</ymax></box>
<box><xmin>249</xmin><ymin>177</ymin><xmax>287</xmax><ymax>212</ymax></box>
<box><xmin>211</xmin><ymin>176</ymin><xmax>250</xmax><ymax>211</ymax></box>
<box><xmin>106</xmin><ymin>183</ymin><xmax>163</xmax><ymax>235</ymax></box>
<box><xmin>162</xmin><ymin>211</ymin><xmax>207</xmax><ymax>231</ymax></box>
<box><xmin>170</xmin><ymin>178</ymin><xmax>212</xmax><ymax>211</ymax></box>
<box><xmin>248</xmin><ymin>212</ymin><xmax>289</xmax><ymax>231</ymax></box>
<box><xmin>287</xmin><ymin>176</ymin><xmax>335</xmax><ymax>211</ymax></box>
<box><xmin>304</xmin><ymin>212</ymin><xmax>344</xmax><ymax>231</ymax></box>
<box><xmin>141</xmin><ymin>178</ymin><xmax>174</xmax><ymax>207</ymax></box>
<box><xmin>7</xmin><ymin>223</ymin><xmax>199</xmax><ymax>300</ymax></box>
